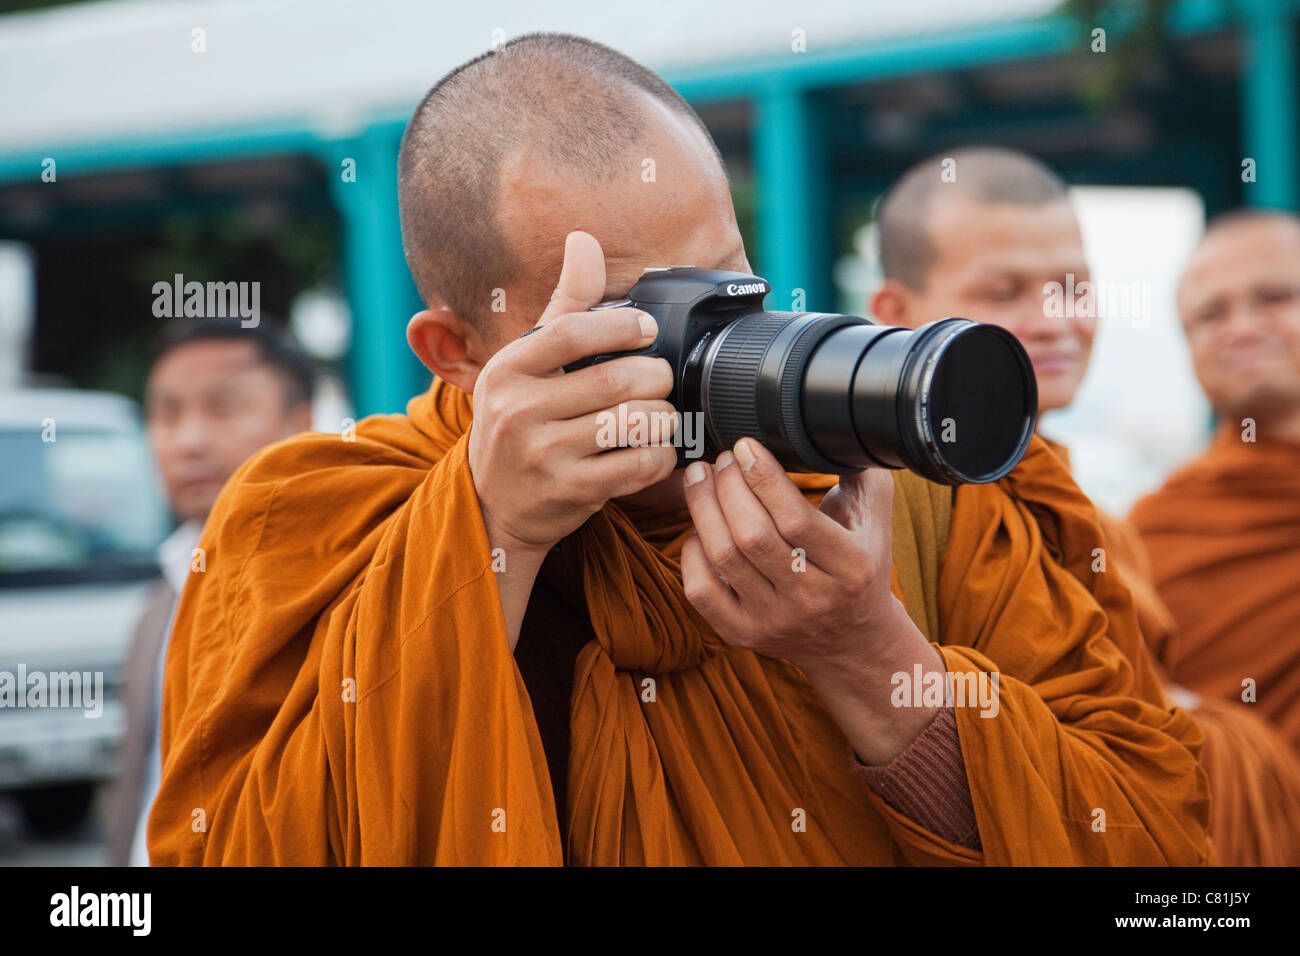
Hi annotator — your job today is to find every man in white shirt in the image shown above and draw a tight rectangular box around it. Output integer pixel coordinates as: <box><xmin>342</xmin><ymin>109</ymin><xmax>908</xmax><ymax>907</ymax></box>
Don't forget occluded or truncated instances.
<box><xmin>104</xmin><ymin>317</ymin><xmax>315</xmax><ymax>866</ymax></box>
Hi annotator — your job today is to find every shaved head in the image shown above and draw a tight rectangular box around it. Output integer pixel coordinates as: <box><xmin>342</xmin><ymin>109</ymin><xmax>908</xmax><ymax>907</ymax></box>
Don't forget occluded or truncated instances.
<box><xmin>878</xmin><ymin>146</ymin><xmax>1069</xmax><ymax>290</ymax></box>
<box><xmin>1177</xmin><ymin>207</ymin><xmax>1300</xmax><ymax>438</ymax></box>
<box><xmin>398</xmin><ymin>32</ymin><xmax>724</xmax><ymax>331</ymax></box>
<box><xmin>1193</xmin><ymin>207</ymin><xmax>1300</xmax><ymax>256</ymax></box>
<box><xmin>870</xmin><ymin>146</ymin><xmax>1091</xmax><ymax>414</ymax></box>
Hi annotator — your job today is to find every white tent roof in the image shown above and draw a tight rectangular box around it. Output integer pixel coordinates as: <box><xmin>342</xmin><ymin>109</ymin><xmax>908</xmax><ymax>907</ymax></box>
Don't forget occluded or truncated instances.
<box><xmin>0</xmin><ymin>0</ymin><xmax>1058</xmax><ymax>154</ymax></box>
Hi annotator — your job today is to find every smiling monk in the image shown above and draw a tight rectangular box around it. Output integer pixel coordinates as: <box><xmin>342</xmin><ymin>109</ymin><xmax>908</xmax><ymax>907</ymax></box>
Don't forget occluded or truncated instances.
<box><xmin>148</xmin><ymin>36</ymin><xmax>1208</xmax><ymax>865</ymax></box>
<box><xmin>1130</xmin><ymin>210</ymin><xmax>1300</xmax><ymax>757</ymax></box>
<box><xmin>871</xmin><ymin>147</ymin><xmax>1300</xmax><ymax>866</ymax></box>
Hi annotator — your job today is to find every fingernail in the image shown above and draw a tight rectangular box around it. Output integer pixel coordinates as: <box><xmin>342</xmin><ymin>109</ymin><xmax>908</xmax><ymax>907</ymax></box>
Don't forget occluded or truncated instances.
<box><xmin>734</xmin><ymin>438</ymin><xmax>756</xmax><ymax>472</ymax></box>
<box><xmin>638</xmin><ymin>312</ymin><xmax>658</xmax><ymax>340</ymax></box>
<box><xmin>715</xmin><ymin>451</ymin><xmax>734</xmax><ymax>472</ymax></box>
<box><xmin>684</xmin><ymin>461</ymin><xmax>707</xmax><ymax>487</ymax></box>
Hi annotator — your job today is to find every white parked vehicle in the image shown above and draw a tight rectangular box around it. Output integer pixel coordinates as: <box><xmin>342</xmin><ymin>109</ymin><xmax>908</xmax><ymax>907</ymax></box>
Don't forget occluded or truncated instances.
<box><xmin>0</xmin><ymin>388</ymin><xmax>167</xmax><ymax>835</ymax></box>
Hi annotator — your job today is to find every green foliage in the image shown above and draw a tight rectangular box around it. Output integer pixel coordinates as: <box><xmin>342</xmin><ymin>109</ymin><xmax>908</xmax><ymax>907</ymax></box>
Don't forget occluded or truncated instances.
<box><xmin>134</xmin><ymin>209</ymin><xmax>337</xmax><ymax>295</ymax></box>
<box><xmin>0</xmin><ymin>0</ymin><xmax>93</xmax><ymax>14</ymax></box>
<box><xmin>1061</xmin><ymin>0</ymin><xmax>1180</xmax><ymax>109</ymax></box>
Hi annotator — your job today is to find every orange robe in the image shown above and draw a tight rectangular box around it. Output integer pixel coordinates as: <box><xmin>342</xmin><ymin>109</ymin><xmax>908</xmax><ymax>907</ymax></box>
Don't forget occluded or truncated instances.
<box><xmin>1043</xmin><ymin>438</ymin><xmax>1300</xmax><ymax>866</ymax></box>
<box><xmin>149</xmin><ymin>378</ymin><xmax>1208</xmax><ymax>865</ymax></box>
<box><xmin>1129</xmin><ymin>424</ymin><xmax>1300</xmax><ymax>753</ymax></box>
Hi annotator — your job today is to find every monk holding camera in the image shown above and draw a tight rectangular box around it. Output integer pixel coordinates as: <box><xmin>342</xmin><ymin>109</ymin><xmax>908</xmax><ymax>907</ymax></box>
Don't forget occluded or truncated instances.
<box><xmin>149</xmin><ymin>33</ymin><xmax>1208</xmax><ymax>866</ymax></box>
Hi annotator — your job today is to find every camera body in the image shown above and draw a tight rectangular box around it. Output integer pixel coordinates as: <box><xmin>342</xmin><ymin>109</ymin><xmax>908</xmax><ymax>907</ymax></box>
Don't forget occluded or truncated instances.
<box><xmin>566</xmin><ymin>266</ymin><xmax>773</xmax><ymax>417</ymax></box>
<box><xmin>566</xmin><ymin>266</ymin><xmax>1037</xmax><ymax>484</ymax></box>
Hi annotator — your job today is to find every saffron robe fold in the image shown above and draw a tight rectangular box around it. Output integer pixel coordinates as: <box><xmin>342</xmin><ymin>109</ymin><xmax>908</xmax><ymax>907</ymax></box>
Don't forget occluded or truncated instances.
<box><xmin>149</xmin><ymin>378</ymin><xmax>1209</xmax><ymax>865</ymax></box>
<box><xmin>1043</xmin><ymin>439</ymin><xmax>1300</xmax><ymax>866</ymax></box>
<box><xmin>1129</xmin><ymin>424</ymin><xmax>1300</xmax><ymax>754</ymax></box>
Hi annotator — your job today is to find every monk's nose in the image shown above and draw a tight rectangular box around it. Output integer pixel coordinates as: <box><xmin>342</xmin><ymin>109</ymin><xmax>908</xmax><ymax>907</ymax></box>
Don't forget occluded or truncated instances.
<box><xmin>1217</xmin><ymin>298</ymin><xmax>1270</xmax><ymax>346</ymax></box>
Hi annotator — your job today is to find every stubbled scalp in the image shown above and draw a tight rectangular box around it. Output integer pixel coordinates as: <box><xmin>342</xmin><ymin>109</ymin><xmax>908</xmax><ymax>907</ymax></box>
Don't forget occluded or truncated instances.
<box><xmin>877</xmin><ymin>146</ymin><xmax>1069</xmax><ymax>291</ymax></box>
<box><xmin>397</xmin><ymin>32</ymin><xmax>724</xmax><ymax>330</ymax></box>
<box><xmin>1178</xmin><ymin>208</ymin><xmax>1300</xmax><ymax>303</ymax></box>
<box><xmin>1198</xmin><ymin>206</ymin><xmax>1300</xmax><ymax>243</ymax></box>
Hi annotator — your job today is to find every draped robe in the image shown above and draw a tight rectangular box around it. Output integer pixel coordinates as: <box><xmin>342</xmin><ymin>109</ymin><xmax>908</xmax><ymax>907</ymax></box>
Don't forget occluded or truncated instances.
<box><xmin>149</xmin><ymin>379</ymin><xmax>1209</xmax><ymax>865</ymax></box>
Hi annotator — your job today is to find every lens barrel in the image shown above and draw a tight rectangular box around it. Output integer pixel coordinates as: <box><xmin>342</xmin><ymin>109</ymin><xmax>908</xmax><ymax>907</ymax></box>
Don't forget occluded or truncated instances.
<box><xmin>697</xmin><ymin>312</ymin><xmax>1036</xmax><ymax>484</ymax></box>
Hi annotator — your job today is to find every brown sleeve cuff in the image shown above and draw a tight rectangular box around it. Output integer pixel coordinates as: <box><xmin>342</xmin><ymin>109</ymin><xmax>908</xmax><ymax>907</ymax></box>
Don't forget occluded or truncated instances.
<box><xmin>851</xmin><ymin>705</ymin><xmax>982</xmax><ymax>851</ymax></box>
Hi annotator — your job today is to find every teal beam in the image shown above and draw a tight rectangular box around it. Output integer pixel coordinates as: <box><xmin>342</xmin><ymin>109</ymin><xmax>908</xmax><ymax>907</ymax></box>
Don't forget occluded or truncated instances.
<box><xmin>327</xmin><ymin>128</ymin><xmax>429</xmax><ymax>417</ymax></box>
<box><xmin>671</xmin><ymin>18</ymin><xmax>1076</xmax><ymax>103</ymax></box>
<box><xmin>1238</xmin><ymin>0</ymin><xmax>1298</xmax><ymax>209</ymax></box>
<box><xmin>752</xmin><ymin>83</ymin><xmax>830</xmax><ymax>313</ymax></box>
<box><xmin>667</xmin><ymin>0</ymin><xmax>1248</xmax><ymax>104</ymax></box>
<box><xmin>0</xmin><ymin>109</ymin><xmax>413</xmax><ymax>185</ymax></box>
<box><xmin>0</xmin><ymin>120</ymin><xmax>326</xmax><ymax>185</ymax></box>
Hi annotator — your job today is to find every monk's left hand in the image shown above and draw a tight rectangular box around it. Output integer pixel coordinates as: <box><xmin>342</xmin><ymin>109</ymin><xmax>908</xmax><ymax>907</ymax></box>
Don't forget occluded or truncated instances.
<box><xmin>681</xmin><ymin>437</ymin><xmax>945</xmax><ymax>764</ymax></box>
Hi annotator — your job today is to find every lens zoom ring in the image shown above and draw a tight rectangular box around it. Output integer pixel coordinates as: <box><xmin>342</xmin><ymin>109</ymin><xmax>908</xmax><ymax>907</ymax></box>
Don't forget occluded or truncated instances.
<box><xmin>705</xmin><ymin>312</ymin><xmax>791</xmax><ymax>446</ymax></box>
<box><xmin>778</xmin><ymin>321</ymin><xmax>831</xmax><ymax>465</ymax></box>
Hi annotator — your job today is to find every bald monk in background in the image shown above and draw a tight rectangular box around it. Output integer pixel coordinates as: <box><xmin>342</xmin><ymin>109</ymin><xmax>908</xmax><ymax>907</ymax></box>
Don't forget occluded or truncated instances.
<box><xmin>1130</xmin><ymin>210</ymin><xmax>1300</xmax><ymax>756</ymax></box>
<box><xmin>148</xmin><ymin>34</ymin><xmax>1208</xmax><ymax>865</ymax></box>
<box><xmin>871</xmin><ymin>146</ymin><xmax>1300</xmax><ymax>865</ymax></box>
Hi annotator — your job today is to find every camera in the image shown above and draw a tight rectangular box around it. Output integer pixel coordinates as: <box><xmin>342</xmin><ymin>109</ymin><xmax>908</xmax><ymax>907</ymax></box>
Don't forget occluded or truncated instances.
<box><xmin>566</xmin><ymin>267</ymin><xmax>1037</xmax><ymax>484</ymax></box>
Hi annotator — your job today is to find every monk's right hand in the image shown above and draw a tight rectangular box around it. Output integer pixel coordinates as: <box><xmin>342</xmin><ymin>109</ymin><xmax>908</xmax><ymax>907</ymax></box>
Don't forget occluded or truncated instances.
<box><xmin>467</xmin><ymin>230</ymin><xmax>679</xmax><ymax>558</ymax></box>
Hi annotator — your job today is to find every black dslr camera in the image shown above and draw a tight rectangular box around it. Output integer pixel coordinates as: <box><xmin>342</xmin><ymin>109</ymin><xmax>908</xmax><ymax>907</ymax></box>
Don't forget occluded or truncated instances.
<box><xmin>566</xmin><ymin>267</ymin><xmax>1037</xmax><ymax>484</ymax></box>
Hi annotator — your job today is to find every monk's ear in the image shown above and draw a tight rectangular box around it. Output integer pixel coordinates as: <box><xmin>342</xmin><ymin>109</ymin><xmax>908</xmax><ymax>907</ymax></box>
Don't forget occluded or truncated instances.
<box><xmin>407</xmin><ymin>306</ymin><xmax>488</xmax><ymax>394</ymax></box>
<box><xmin>870</xmin><ymin>280</ymin><xmax>917</xmax><ymax>329</ymax></box>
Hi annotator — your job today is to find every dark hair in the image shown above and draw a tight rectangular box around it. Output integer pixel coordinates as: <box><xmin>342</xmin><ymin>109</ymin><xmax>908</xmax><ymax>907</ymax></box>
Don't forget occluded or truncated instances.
<box><xmin>150</xmin><ymin>317</ymin><xmax>318</xmax><ymax>408</ymax></box>
<box><xmin>397</xmin><ymin>31</ymin><xmax>724</xmax><ymax>330</ymax></box>
<box><xmin>877</xmin><ymin>146</ymin><xmax>1070</xmax><ymax>290</ymax></box>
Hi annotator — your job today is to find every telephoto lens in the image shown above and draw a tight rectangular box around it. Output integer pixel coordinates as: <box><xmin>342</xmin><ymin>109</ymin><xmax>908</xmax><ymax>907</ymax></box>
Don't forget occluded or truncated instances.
<box><xmin>571</xmin><ymin>267</ymin><xmax>1038</xmax><ymax>484</ymax></box>
<box><xmin>695</xmin><ymin>311</ymin><xmax>1037</xmax><ymax>483</ymax></box>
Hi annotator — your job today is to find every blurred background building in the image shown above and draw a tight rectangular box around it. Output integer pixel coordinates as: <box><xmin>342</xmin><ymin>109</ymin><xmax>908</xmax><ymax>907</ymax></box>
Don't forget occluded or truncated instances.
<box><xmin>0</xmin><ymin>0</ymin><xmax>1296</xmax><ymax>860</ymax></box>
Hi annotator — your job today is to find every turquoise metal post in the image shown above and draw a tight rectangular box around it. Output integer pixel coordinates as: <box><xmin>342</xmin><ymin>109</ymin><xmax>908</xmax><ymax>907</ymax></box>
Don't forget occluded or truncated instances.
<box><xmin>1239</xmin><ymin>0</ymin><xmax>1299</xmax><ymax>209</ymax></box>
<box><xmin>752</xmin><ymin>82</ymin><xmax>830</xmax><ymax>312</ymax></box>
<box><xmin>328</xmin><ymin>126</ymin><xmax>429</xmax><ymax>417</ymax></box>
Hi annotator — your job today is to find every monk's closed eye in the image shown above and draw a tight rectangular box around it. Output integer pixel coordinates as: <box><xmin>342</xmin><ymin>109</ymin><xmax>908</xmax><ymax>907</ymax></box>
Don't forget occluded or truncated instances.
<box><xmin>1254</xmin><ymin>285</ymin><xmax>1299</xmax><ymax>310</ymax></box>
<box><xmin>1192</xmin><ymin>304</ymin><xmax>1226</xmax><ymax>328</ymax></box>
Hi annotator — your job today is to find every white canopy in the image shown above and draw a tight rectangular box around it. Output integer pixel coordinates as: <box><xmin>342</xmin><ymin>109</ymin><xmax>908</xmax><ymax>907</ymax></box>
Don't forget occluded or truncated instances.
<box><xmin>0</xmin><ymin>0</ymin><xmax>1056</xmax><ymax>154</ymax></box>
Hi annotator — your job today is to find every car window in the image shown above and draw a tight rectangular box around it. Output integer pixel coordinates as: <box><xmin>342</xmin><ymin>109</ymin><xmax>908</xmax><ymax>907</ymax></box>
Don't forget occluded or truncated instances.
<box><xmin>0</xmin><ymin>426</ymin><xmax>168</xmax><ymax>584</ymax></box>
